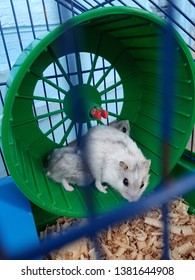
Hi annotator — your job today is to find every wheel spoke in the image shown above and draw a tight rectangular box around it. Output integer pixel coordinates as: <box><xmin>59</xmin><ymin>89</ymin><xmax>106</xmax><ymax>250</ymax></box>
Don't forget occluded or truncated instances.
<box><xmin>12</xmin><ymin>108</ymin><xmax>65</xmax><ymax>127</ymax></box>
<box><xmin>59</xmin><ymin>121</ymin><xmax>75</xmax><ymax>146</ymax></box>
<box><xmin>35</xmin><ymin>109</ymin><xmax>64</xmax><ymax>121</ymax></box>
<box><xmin>99</xmin><ymin>79</ymin><xmax>123</xmax><ymax>96</ymax></box>
<box><xmin>86</xmin><ymin>32</ymin><xmax>104</xmax><ymax>85</ymax></box>
<box><xmin>30</xmin><ymin>68</ymin><xmax>67</xmax><ymax>95</ymax></box>
<box><xmin>47</xmin><ymin>46</ymin><xmax>73</xmax><ymax>88</ymax></box>
<box><xmin>106</xmin><ymin>111</ymin><xmax>119</xmax><ymax>118</ymax></box>
<box><xmin>95</xmin><ymin>64</ymin><xmax>115</xmax><ymax>89</ymax></box>
<box><xmin>101</xmin><ymin>98</ymin><xmax>125</xmax><ymax>104</ymax></box>
<box><xmin>33</xmin><ymin>95</ymin><xmax>64</xmax><ymax>103</ymax></box>
<box><xmin>87</xmin><ymin>53</ymin><xmax>99</xmax><ymax>85</ymax></box>
<box><xmin>75</xmin><ymin>52</ymin><xmax>83</xmax><ymax>84</ymax></box>
<box><xmin>100</xmin><ymin>72</ymin><xmax>137</xmax><ymax>96</ymax></box>
<box><xmin>95</xmin><ymin>49</ymin><xmax>125</xmax><ymax>89</ymax></box>
<box><xmin>18</xmin><ymin>95</ymin><xmax>64</xmax><ymax>103</ymax></box>
<box><xmin>44</xmin><ymin>116</ymin><xmax>69</xmax><ymax>137</ymax></box>
<box><xmin>96</xmin><ymin>119</ymin><xmax>104</xmax><ymax>125</ymax></box>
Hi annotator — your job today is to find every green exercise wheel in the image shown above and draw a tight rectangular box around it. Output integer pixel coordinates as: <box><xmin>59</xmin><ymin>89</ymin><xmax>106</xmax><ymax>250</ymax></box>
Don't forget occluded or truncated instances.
<box><xmin>2</xmin><ymin>7</ymin><xmax>195</xmax><ymax>217</ymax></box>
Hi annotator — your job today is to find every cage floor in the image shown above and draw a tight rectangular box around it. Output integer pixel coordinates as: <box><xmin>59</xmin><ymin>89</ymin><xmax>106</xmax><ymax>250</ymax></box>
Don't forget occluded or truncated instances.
<box><xmin>40</xmin><ymin>198</ymin><xmax>195</xmax><ymax>260</ymax></box>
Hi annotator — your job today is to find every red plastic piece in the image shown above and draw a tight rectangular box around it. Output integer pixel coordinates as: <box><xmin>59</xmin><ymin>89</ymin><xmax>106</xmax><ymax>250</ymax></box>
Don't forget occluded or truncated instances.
<box><xmin>100</xmin><ymin>109</ymin><xmax>108</xmax><ymax>119</ymax></box>
<box><xmin>90</xmin><ymin>107</ymin><xmax>109</xmax><ymax>120</ymax></box>
<box><xmin>90</xmin><ymin>108</ymin><xmax>102</xmax><ymax>120</ymax></box>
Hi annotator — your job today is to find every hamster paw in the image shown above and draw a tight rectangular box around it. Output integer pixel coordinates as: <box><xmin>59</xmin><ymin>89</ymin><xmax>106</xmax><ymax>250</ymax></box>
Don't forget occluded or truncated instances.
<box><xmin>62</xmin><ymin>179</ymin><xmax>74</xmax><ymax>192</ymax></box>
<box><xmin>95</xmin><ymin>181</ymin><xmax>108</xmax><ymax>194</ymax></box>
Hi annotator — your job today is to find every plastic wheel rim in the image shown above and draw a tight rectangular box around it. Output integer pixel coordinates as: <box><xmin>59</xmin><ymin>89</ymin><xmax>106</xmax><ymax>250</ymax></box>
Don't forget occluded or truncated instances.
<box><xmin>2</xmin><ymin>6</ymin><xmax>195</xmax><ymax>217</ymax></box>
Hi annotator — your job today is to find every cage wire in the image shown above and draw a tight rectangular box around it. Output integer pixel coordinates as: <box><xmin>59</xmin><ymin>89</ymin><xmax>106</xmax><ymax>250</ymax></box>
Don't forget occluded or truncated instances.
<box><xmin>5</xmin><ymin>173</ymin><xmax>195</xmax><ymax>260</ymax></box>
<box><xmin>0</xmin><ymin>0</ymin><xmax>195</xmax><ymax>260</ymax></box>
<box><xmin>0</xmin><ymin>1</ymin><xmax>195</xmax><ymax>176</ymax></box>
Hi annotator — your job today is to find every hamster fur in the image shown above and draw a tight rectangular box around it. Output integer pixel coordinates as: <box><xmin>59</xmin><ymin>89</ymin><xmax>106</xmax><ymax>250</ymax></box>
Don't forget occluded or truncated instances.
<box><xmin>81</xmin><ymin>125</ymin><xmax>151</xmax><ymax>202</ymax></box>
<box><xmin>45</xmin><ymin>147</ymin><xmax>93</xmax><ymax>191</ymax></box>
<box><xmin>45</xmin><ymin>120</ymin><xmax>130</xmax><ymax>192</ymax></box>
<box><xmin>110</xmin><ymin>119</ymin><xmax>130</xmax><ymax>136</ymax></box>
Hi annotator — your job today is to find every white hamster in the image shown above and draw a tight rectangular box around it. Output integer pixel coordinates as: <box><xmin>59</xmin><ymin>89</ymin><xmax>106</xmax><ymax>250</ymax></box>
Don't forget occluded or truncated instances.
<box><xmin>45</xmin><ymin>120</ymin><xmax>130</xmax><ymax>192</ymax></box>
<box><xmin>81</xmin><ymin>125</ymin><xmax>151</xmax><ymax>202</ymax></box>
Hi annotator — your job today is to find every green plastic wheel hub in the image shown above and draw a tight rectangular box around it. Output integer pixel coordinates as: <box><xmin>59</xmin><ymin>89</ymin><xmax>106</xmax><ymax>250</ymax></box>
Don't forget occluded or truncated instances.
<box><xmin>64</xmin><ymin>84</ymin><xmax>101</xmax><ymax>123</ymax></box>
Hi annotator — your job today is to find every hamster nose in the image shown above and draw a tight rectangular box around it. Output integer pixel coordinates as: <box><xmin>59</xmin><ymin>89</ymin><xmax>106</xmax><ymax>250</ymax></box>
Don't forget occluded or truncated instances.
<box><xmin>130</xmin><ymin>195</ymin><xmax>140</xmax><ymax>202</ymax></box>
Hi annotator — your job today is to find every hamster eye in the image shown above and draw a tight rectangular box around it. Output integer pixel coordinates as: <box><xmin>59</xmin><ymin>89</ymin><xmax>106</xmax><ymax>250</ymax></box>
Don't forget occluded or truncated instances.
<box><xmin>140</xmin><ymin>181</ymin><xmax>144</xmax><ymax>189</ymax></box>
<box><xmin>122</xmin><ymin>127</ymin><xmax>127</xmax><ymax>133</ymax></box>
<box><xmin>123</xmin><ymin>178</ymin><xmax>129</xmax><ymax>186</ymax></box>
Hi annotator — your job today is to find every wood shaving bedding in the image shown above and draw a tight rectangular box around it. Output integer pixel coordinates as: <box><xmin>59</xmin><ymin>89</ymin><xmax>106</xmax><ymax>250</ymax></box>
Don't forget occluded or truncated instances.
<box><xmin>40</xmin><ymin>198</ymin><xmax>195</xmax><ymax>260</ymax></box>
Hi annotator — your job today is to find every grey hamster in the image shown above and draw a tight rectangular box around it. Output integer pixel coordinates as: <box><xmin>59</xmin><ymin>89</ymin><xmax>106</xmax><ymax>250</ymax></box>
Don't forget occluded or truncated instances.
<box><xmin>81</xmin><ymin>125</ymin><xmax>151</xmax><ymax>202</ymax></box>
<box><xmin>45</xmin><ymin>120</ymin><xmax>130</xmax><ymax>192</ymax></box>
<box><xmin>110</xmin><ymin>119</ymin><xmax>130</xmax><ymax>136</ymax></box>
<box><xmin>45</xmin><ymin>146</ymin><xmax>93</xmax><ymax>191</ymax></box>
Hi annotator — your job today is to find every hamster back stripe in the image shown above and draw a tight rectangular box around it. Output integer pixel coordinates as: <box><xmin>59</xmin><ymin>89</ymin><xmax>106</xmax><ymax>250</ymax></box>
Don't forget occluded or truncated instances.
<box><xmin>2</xmin><ymin>7</ymin><xmax>195</xmax><ymax>217</ymax></box>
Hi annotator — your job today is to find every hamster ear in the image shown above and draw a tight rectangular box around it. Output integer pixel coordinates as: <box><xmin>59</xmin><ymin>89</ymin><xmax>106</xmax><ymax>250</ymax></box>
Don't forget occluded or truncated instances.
<box><xmin>119</xmin><ymin>161</ymin><xmax>129</xmax><ymax>171</ymax></box>
<box><xmin>142</xmin><ymin>159</ymin><xmax>151</xmax><ymax>169</ymax></box>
